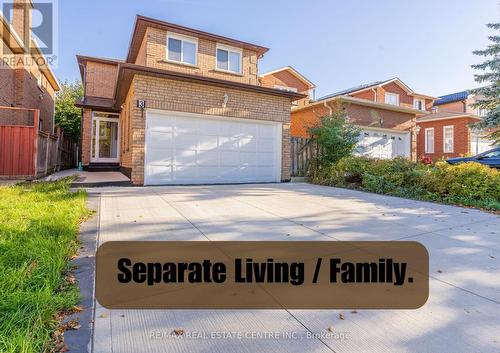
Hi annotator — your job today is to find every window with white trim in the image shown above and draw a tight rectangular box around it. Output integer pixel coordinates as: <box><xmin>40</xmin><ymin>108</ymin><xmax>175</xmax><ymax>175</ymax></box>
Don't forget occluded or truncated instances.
<box><xmin>216</xmin><ymin>44</ymin><xmax>242</xmax><ymax>74</ymax></box>
<box><xmin>425</xmin><ymin>128</ymin><xmax>434</xmax><ymax>153</ymax></box>
<box><xmin>385</xmin><ymin>92</ymin><xmax>399</xmax><ymax>106</ymax></box>
<box><xmin>413</xmin><ymin>98</ymin><xmax>425</xmax><ymax>111</ymax></box>
<box><xmin>443</xmin><ymin>125</ymin><xmax>454</xmax><ymax>153</ymax></box>
<box><xmin>167</xmin><ymin>33</ymin><xmax>197</xmax><ymax>66</ymax></box>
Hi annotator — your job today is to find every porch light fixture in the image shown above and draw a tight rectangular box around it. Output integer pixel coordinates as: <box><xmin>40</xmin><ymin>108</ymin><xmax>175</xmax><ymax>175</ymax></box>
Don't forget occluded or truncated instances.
<box><xmin>222</xmin><ymin>93</ymin><xmax>229</xmax><ymax>108</ymax></box>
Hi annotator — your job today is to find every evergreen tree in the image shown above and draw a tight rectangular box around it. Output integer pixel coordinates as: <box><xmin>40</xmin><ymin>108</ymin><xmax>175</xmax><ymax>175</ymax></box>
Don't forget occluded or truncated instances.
<box><xmin>470</xmin><ymin>23</ymin><xmax>500</xmax><ymax>144</ymax></box>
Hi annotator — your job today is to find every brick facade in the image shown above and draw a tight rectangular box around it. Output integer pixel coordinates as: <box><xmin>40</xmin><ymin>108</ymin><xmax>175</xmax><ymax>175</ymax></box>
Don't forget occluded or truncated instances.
<box><xmin>259</xmin><ymin>69</ymin><xmax>313</xmax><ymax>108</ymax></box>
<box><xmin>416</xmin><ymin>117</ymin><xmax>477</xmax><ymax>161</ymax></box>
<box><xmin>137</xmin><ymin>26</ymin><xmax>259</xmax><ymax>85</ymax></box>
<box><xmin>125</xmin><ymin>75</ymin><xmax>291</xmax><ymax>185</ymax></box>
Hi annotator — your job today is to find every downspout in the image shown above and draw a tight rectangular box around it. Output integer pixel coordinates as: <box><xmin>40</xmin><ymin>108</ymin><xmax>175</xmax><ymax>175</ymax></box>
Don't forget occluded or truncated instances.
<box><xmin>372</xmin><ymin>88</ymin><xmax>377</xmax><ymax>102</ymax></box>
<box><xmin>323</xmin><ymin>101</ymin><xmax>333</xmax><ymax>115</ymax></box>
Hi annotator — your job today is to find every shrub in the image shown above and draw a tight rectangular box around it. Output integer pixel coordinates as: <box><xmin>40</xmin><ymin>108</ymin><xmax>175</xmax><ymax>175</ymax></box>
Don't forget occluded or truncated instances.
<box><xmin>308</xmin><ymin>110</ymin><xmax>361</xmax><ymax>165</ymax></box>
<box><xmin>309</xmin><ymin>156</ymin><xmax>500</xmax><ymax>210</ymax></box>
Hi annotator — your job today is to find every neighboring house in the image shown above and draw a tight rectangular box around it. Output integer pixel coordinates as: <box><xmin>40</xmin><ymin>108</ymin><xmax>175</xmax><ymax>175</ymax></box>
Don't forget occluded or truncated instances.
<box><xmin>417</xmin><ymin>90</ymin><xmax>497</xmax><ymax>160</ymax></box>
<box><xmin>259</xmin><ymin>66</ymin><xmax>316</xmax><ymax>109</ymax></box>
<box><xmin>0</xmin><ymin>0</ymin><xmax>62</xmax><ymax>178</ymax></box>
<box><xmin>0</xmin><ymin>0</ymin><xmax>59</xmax><ymax>132</ymax></box>
<box><xmin>284</xmin><ymin>77</ymin><xmax>433</xmax><ymax>161</ymax></box>
<box><xmin>76</xmin><ymin>15</ymin><xmax>303</xmax><ymax>185</ymax></box>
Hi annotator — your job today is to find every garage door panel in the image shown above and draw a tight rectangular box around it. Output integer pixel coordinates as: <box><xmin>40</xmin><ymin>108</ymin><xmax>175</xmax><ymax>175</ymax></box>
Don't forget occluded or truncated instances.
<box><xmin>147</xmin><ymin>165</ymin><xmax>173</xmax><ymax>183</ymax></box>
<box><xmin>148</xmin><ymin>132</ymin><xmax>173</xmax><ymax>149</ymax></box>
<box><xmin>239</xmin><ymin>151</ymin><xmax>257</xmax><ymax>166</ymax></box>
<box><xmin>147</xmin><ymin>148</ymin><xmax>173</xmax><ymax>164</ymax></box>
<box><xmin>198</xmin><ymin>136</ymin><xmax>218</xmax><ymax>150</ymax></box>
<box><xmin>258</xmin><ymin>139</ymin><xmax>275</xmax><ymax>152</ymax></box>
<box><xmin>219</xmin><ymin>136</ymin><xmax>238</xmax><ymax>150</ymax></box>
<box><xmin>257</xmin><ymin>152</ymin><xmax>275</xmax><ymax>166</ymax></box>
<box><xmin>197</xmin><ymin>151</ymin><xmax>219</xmax><ymax>166</ymax></box>
<box><xmin>240</xmin><ymin>137</ymin><xmax>257</xmax><ymax>151</ymax></box>
<box><xmin>145</xmin><ymin>112</ymin><xmax>280</xmax><ymax>185</ymax></box>
<box><xmin>175</xmin><ymin>149</ymin><xmax>197</xmax><ymax>165</ymax></box>
<box><xmin>174</xmin><ymin>134</ymin><xmax>198</xmax><ymax>149</ymax></box>
<box><xmin>220</xmin><ymin>151</ymin><xmax>239</xmax><ymax>166</ymax></box>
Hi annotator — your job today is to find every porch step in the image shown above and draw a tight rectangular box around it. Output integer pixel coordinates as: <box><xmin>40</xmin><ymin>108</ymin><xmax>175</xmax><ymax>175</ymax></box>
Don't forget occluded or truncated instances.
<box><xmin>88</xmin><ymin>163</ymin><xmax>120</xmax><ymax>172</ymax></box>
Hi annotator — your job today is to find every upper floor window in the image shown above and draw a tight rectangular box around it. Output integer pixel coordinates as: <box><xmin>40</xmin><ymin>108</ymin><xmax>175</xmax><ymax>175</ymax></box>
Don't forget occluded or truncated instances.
<box><xmin>385</xmin><ymin>92</ymin><xmax>399</xmax><ymax>106</ymax></box>
<box><xmin>443</xmin><ymin>125</ymin><xmax>454</xmax><ymax>153</ymax></box>
<box><xmin>216</xmin><ymin>44</ymin><xmax>242</xmax><ymax>74</ymax></box>
<box><xmin>413</xmin><ymin>98</ymin><xmax>425</xmax><ymax>111</ymax></box>
<box><xmin>167</xmin><ymin>33</ymin><xmax>197</xmax><ymax>66</ymax></box>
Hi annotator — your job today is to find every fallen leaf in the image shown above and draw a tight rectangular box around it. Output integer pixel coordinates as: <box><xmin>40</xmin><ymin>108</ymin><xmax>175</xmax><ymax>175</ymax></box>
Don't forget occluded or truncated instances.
<box><xmin>64</xmin><ymin>319</ymin><xmax>81</xmax><ymax>330</ymax></box>
<box><xmin>437</xmin><ymin>269</ymin><xmax>443</xmax><ymax>273</ymax></box>
<box><xmin>99</xmin><ymin>312</ymin><xmax>109</xmax><ymax>318</ymax></box>
<box><xmin>339</xmin><ymin>314</ymin><xmax>344</xmax><ymax>320</ymax></box>
<box><xmin>490</xmin><ymin>255</ymin><xmax>495</xmax><ymax>259</ymax></box>
<box><xmin>173</xmin><ymin>329</ymin><xmax>185</xmax><ymax>336</ymax></box>
<box><xmin>120</xmin><ymin>314</ymin><xmax>125</xmax><ymax>318</ymax></box>
<box><xmin>351</xmin><ymin>310</ymin><xmax>358</xmax><ymax>314</ymax></box>
<box><xmin>327</xmin><ymin>326</ymin><xmax>334</xmax><ymax>332</ymax></box>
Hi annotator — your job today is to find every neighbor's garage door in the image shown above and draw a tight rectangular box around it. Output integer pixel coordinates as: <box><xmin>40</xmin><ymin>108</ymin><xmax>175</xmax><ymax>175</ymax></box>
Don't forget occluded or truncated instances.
<box><xmin>355</xmin><ymin>129</ymin><xmax>411</xmax><ymax>159</ymax></box>
<box><xmin>144</xmin><ymin>111</ymin><xmax>281</xmax><ymax>185</ymax></box>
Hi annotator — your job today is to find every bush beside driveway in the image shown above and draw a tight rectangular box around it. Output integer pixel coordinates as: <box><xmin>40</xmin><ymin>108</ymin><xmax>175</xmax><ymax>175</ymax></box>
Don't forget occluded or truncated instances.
<box><xmin>0</xmin><ymin>179</ymin><xmax>88</xmax><ymax>352</ymax></box>
<box><xmin>310</xmin><ymin>157</ymin><xmax>500</xmax><ymax>211</ymax></box>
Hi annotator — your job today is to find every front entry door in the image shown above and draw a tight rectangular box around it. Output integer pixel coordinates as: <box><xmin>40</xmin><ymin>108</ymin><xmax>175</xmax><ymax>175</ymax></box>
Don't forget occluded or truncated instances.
<box><xmin>91</xmin><ymin>113</ymin><xmax>119</xmax><ymax>163</ymax></box>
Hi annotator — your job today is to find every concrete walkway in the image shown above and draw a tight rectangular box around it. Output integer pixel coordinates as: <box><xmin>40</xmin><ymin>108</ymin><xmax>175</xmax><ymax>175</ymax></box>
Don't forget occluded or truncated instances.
<box><xmin>88</xmin><ymin>183</ymin><xmax>500</xmax><ymax>353</ymax></box>
<box><xmin>45</xmin><ymin>168</ymin><xmax>130</xmax><ymax>185</ymax></box>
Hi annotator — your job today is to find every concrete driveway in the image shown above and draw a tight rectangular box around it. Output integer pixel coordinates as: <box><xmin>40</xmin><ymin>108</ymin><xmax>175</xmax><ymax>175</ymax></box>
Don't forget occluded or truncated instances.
<box><xmin>88</xmin><ymin>183</ymin><xmax>500</xmax><ymax>353</ymax></box>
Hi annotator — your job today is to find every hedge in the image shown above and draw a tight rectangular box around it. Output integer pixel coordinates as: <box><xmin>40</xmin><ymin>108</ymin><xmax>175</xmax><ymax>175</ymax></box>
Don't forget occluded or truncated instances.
<box><xmin>309</xmin><ymin>156</ymin><xmax>500</xmax><ymax>211</ymax></box>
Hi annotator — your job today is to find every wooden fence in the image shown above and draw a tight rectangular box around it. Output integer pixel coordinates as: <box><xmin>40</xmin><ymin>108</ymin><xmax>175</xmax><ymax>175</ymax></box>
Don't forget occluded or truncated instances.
<box><xmin>0</xmin><ymin>106</ymin><xmax>77</xmax><ymax>179</ymax></box>
<box><xmin>290</xmin><ymin>137</ymin><xmax>318</xmax><ymax>177</ymax></box>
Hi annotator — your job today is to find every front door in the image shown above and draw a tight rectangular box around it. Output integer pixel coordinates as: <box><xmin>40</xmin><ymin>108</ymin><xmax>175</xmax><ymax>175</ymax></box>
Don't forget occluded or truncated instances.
<box><xmin>91</xmin><ymin>113</ymin><xmax>120</xmax><ymax>163</ymax></box>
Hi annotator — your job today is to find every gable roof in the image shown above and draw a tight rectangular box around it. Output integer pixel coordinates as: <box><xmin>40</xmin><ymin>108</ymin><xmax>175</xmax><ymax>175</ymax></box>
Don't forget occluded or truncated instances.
<box><xmin>260</xmin><ymin>66</ymin><xmax>316</xmax><ymax>88</ymax></box>
<box><xmin>316</xmin><ymin>77</ymin><xmax>436</xmax><ymax>101</ymax></box>
<box><xmin>433</xmin><ymin>91</ymin><xmax>469</xmax><ymax>106</ymax></box>
<box><xmin>126</xmin><ymin>15</ymin><xmax>269</xmax><ymax>63</ymax></box>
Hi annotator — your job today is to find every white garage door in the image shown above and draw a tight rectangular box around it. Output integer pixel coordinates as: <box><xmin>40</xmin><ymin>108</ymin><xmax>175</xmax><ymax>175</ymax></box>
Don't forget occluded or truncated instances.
<box><xmin>144</xmin><ymin>111</ymin><xmax>281</xmax><ymax>185</ymax></box>
<box><xmin>355</xmin><ymin>129</ymin><xmax>411</xmax><ymax>159</ymax></box>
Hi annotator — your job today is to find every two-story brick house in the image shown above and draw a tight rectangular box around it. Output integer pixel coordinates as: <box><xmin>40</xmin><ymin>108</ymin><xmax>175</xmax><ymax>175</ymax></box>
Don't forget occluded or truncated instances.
<box><xmin>76</xmin><ymin>15</ymin><xmax>303</xmax><ymax>185</ymax></box>
<box><xmin>274</xmin><ymin>76</ymin><xmax>432</xmax><ymax>161</ymax></box>
<box><xmin>0</xmin><ymin>0</ymin><xmax>59</xmax><ymax>132</ymax></box>
<box><xmin>416</xmin><ymin>90</ymin><xmax>497</xmax><ymax>161</ymax></box>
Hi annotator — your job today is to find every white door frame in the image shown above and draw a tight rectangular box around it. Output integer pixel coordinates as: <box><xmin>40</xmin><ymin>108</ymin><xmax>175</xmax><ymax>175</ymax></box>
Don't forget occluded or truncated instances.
<box><xmin>91</xmin><ymin>112</ymin><xmax>120</xmax><ymax>163</ymax></box>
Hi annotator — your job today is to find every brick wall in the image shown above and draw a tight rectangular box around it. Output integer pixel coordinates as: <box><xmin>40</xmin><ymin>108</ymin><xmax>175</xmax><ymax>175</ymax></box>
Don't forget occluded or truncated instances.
<box><xmin>126</xmin><ymin>75</ymin><xmax>291</xmax><ymax>184</ymax></box>
<box><xmin>139</xmin><ymin>27</ymin><xmax>259</xmax><ymax>85</ymax></box>
<box><xmin>435</xmin><ymin>100</ymin><xmax>466</xmax><ymax>113</ymax></box>
<box><xmin>81</xmin><ymin>108</ymin><xmax>92</xmax><ymax>165</ymax></box>
<box><xmin>416</xmin><ymin>117</ymin><xmax>476</xmax><ymax>161</ymax></box>
<box><xmin>259</xmin><ymin>70</ymin><xmax>311</xmax><ymax>108</ymax></box>
<box><xmin>291</xmin><ymin>101</ymin><xmax>415</xmax><ymax>138</ymax></box>
<box><xmin>85</xmin><ymin>62</ymin><xmax>118</xmax><ymax>98</ymax></box>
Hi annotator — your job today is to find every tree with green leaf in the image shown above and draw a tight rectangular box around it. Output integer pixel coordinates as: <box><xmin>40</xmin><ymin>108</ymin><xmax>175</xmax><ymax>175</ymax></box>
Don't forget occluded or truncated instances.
<box><xmin>470</xmin><ymin>23</ymin><xmax>500</xmax><ymax>144</ymax></box>
<box><xmin>55</xmin><ymin>80</ymin><xmax>83</xmax><ymax>141</ymax></box>
<box><xmin>309</xmin><ymin>108</ymin><xmax>361</xmax><ymax>165</ymax></box>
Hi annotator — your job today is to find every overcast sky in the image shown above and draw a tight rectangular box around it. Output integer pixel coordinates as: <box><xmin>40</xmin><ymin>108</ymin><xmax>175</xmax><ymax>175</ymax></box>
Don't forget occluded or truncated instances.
<box><xmin>53</xmin><ymin>0</ymin><xmax>499</xmax><ymax>98</ymax></box>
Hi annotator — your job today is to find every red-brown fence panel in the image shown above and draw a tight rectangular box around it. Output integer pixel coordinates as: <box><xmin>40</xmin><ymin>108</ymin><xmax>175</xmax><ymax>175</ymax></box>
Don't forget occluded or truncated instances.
<box><xmin>0</xmin><ymin>125</ymin><xmax>35</xmax><ymax>177</ymax></box>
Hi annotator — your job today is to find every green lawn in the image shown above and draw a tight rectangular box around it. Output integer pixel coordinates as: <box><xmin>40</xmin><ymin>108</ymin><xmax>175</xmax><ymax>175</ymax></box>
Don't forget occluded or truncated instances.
<box><xmin>0</xmin><ymin>178</ymin><xmax>89</xmax><ymax>353</ymax></box>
